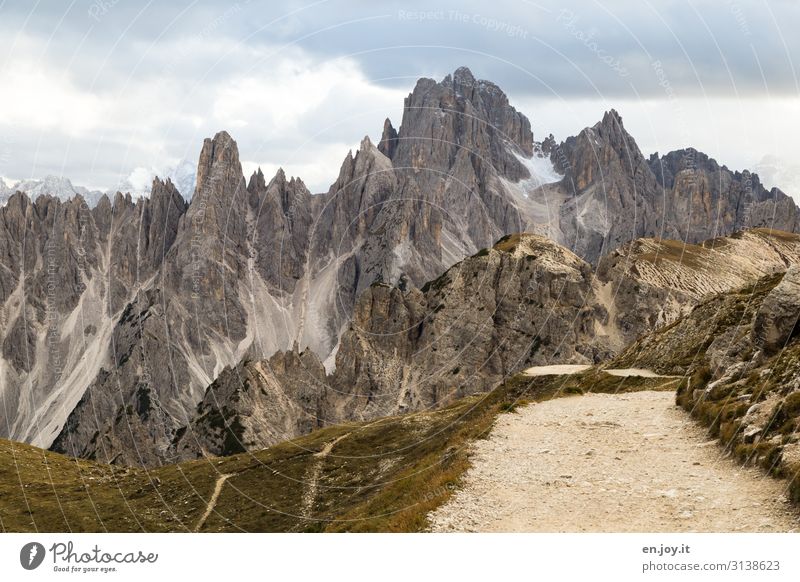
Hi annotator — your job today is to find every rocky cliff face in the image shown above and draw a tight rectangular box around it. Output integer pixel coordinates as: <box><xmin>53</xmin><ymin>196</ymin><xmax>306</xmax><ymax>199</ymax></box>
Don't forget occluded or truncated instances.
<box><xmin>0</xmin><ymin>182</ymin><xmax>186</xmax><ymax>450</ymax></box>
<box><xmin>51</xmin><ymin>133</ymin><xmax>311</xmax><ymax>464</ymax></box>
<box><xmin>543</xmin><ymin>111</ymin><xmax>799</xmax><ymax>262</ymax></box>
<box><xmin>327</xmin><ymin>233</ymin><xmax>606</xmax><ymax>423</ymax></box>
<box><xmin>302</xmin><ymin>66</ymin><xmax>544</xmax><ymax>340</ymax></box>
<box><xmin>2</xmin><ymin>66</ymin><xmax>800</xmax><ymax>466</ymax></box>
<box><xmin>177</xmin><ymin>233</ymin><xmax>608</xmax><ymax>459</ymax></box>
<box><xmin>649</xmin><ymin>149</ymin><xmax>798</xmax><ymax>237</ymax></box>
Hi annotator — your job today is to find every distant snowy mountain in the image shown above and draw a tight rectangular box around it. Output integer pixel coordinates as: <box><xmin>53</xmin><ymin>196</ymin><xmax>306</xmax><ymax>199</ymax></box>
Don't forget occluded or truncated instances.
<box><xmin>0</xmin><ymin>175</ymin><xmax>105</xmax><ymax>207</ymax></box>
<box><xmin>0</xmin><ymin>158</ymin><xmax>199</xmax><ymax>209</ymax></box>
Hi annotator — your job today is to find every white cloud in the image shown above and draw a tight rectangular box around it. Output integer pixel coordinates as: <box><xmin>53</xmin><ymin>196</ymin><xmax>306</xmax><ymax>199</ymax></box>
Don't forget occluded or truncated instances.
<box><xmin>123</xmin><ymin>167</ymin><xmax>158</xmax><ymax>193</ymax></box>
<box><xmin>755</xmin><ymin>155</ymin><xmax>800</xmax><ymax>201</ymax></box>
<box><xmin>211</xmin><ymin>58</ymin><xmax>396</xmax><ymax>133</ymax></box>
<box><xmin>0</xmin><ymin>54</ymin><xmax>104</xmax><ymax>134</ymax></box>
<box><xmin>0</xmin><ymin>32</ymin><xmax>403</xmax><ymax>194</ymax></box>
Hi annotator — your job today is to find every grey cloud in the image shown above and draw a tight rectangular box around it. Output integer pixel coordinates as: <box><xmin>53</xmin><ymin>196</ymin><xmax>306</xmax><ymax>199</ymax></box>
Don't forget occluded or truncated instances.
<box><xmin>3</xmin><ymin>0</ymin><xmax>797</xmax><ymax>97</ymax></box>
<box><xmin>0</xmin><ymin>0</ymin><xmax>797</xmax><ymax>194</ymax></box>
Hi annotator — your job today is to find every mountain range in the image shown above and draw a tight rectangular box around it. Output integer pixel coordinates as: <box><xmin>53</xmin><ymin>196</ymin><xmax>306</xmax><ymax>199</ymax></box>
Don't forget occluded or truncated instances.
<box><xmin>1</xmin><ymin>66</ymin><xmax>798</xmax><ymax>468</ymax></box>
<box><xmin>0</xmin><ymin>175</ymin><xmax>106</xmax><ymax>208</ymax></box>
<box><xmin>0</xmin><ymin>160</ymin><xmax>197</xmax><ymax>209</ymax></box>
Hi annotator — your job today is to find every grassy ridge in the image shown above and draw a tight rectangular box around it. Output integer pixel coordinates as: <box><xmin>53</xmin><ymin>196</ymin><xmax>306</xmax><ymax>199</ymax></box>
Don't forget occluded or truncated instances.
<box><xmin>0</xmin><ymin>369</ymin><xmax>680</xmax><ymax>533</ymax></box>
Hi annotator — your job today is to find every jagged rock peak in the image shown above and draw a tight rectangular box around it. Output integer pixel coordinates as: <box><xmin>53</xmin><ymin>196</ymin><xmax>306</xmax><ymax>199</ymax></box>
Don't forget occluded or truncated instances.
<box><xmin>378</xmin><ymin>118</ymin><xmax>399</xmax><ymax>159</ymax></box>
<box><xmin>394</xmin><ymin>66</ymin><xmax>534</xmax><ymax>175</ymax></box>
<box><xmin>441</xmin><ymin>66</ymin><xmax>513</xmax><ymax>109</ymax></box>
<box><xmin>573</xmin><ymin>108</ymin><xmax>643</xmax><ymax>163</ymax></box>
<box><xmin>288</xmin><ymin>175</ymin><xmax>306</xmax><ymax>190</ymax></box>
<box><xmin>150</xmin><ymin>175</ymin><xmax>175</xmax><ymax>194</ymax></box>
<box><xmin>265</xmin><ymin>168</ymin><xmax>308</xmax><ymax>192</ymax></box>
<box><xmin>453</xmin><ymin>65</ymin><xmax>476</xmax><ymax>83</ymax></box>
<box><xmin>601</xmin><ymin>108</ymin><xmax>623</xmax><ymax>127</ymax></box>
<box><xmin>94</xmin><ymin>193</ymin><xmax>112</xmax><ymax>212</ymax></box>
<box><xmin>195</xmin><ymin>130</ymin><xmax>242</xmax><ymax>193</ymax></box>
<box><xmin>359</xmin><ymin>135</ymin><xmax>374</xmax><ymax>151</ymax></box>
<box><xmin>441</xmin><ymin>66</ymin><xmax>477</xmax><ymax>88</ymax></box>
<box><xmin>149</xmin><ymin>176</ymin><xmax>187</xmax><ymax>210</ymax></box>
<box><xmin>248</xmin><ymin>167</ymin><xmax>266</xmax><ymax>191</ymax></box>
<box><xmin>112</xmin><ymin>191</ymin><xmax>133</xmax><ymax>210</ymax></box>
<box><xmin>1</xmin><ymin>190</ymin><xmax>30</xmax><ymax>214</ymax></box>
<box><xmin>590</xmin><ymin>109</ymin><xmax>632</xmax><ymax>143</ymax></box>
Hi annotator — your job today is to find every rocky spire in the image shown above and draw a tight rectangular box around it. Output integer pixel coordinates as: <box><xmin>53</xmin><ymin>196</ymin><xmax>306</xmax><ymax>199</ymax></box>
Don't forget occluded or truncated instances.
<box><xmin>378</xmin><ymin>118</ymin><xmax>398</xmax><ymax>159</ymax></box>
<box><xmin>246</xmin><ymin>168</ymin><xmax>268</xmax><ymax>198</ymax></box>
<box><xmin>195</xmin><ymin>130</ymin><xmax>243</xmax><ymax>194</ymax></box>
<box><xmin>183</xmin><ymin>130</ymin><xmax>248</xmax><ymax>243</ymax></box>
<box><xmin>142</xmin><ymin>177</ymin><xmax>187</xmax><ymax>269</ymax></box>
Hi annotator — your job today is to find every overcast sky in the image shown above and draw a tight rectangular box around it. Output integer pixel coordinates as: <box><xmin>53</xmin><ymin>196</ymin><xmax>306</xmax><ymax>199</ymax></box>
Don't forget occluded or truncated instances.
<box><xmin>0</xmin><ymin>0</ymin><xmax>798</xmax><ymax>198</ymax></box>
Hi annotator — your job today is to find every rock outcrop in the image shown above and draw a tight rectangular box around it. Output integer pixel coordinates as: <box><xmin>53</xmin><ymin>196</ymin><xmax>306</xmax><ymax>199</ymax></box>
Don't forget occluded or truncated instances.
<box><xmin>174</xmin><ymin>345</ymin><xmax>328</xmax><ymax>458</ymax></box>
<box><xmin>753</xmin><ymin>265</ymin><xmax>800</xmax><ymax>353</ymax></box>
<box><xmin>328</xmin><ymin>233</ymin><xmax>606</xmax><ymax>423</ymax></box>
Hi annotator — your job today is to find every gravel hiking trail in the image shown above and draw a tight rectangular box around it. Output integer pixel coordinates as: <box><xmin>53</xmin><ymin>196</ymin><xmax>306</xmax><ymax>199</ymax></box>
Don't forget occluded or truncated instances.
<box><xmin>300</xmin><ymin>432</ymin><xmax>351</xmax><ymax>518</ymax></box>
<box><xmin>428</xmin><ymin>391</ymin><xmax>800</xmax><ymax>532</ymax></box>
<box><xmin>194</xmin><ymin>473</ymin><xmax>233</xmax><ymax>532</ymax></box>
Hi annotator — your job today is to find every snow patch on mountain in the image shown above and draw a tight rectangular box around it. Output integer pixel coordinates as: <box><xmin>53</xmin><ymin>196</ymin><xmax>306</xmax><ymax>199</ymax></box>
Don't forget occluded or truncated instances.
<box><xmin>514</xmin><ymin>149</ymin><xmax>563</xmax><ymax>195</ymax></box>
<box><xmin>500</xmin><ymin>148</ymin><xmax>563</xmax><ymax>199</ymax></box>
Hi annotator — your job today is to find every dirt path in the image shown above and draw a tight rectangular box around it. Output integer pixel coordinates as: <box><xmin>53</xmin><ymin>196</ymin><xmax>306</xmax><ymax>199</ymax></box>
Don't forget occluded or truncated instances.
<box><xmin>428</xmin><ymin>391</ymin><xmax>800</xmax><ymax>532</ymax></box>
<box><xmin>194</xmin><ymin>473</ymin><xmax>232</xmax><ymax>532</ymax></box>
<box><xmin>300</xmin><ymin>433</ymin><xmax>351</xmax><ymax>518</ymax></box>
<box><xmin>523</xmin><ymin>364</ymin><xmax>591</xmax><ymax>376</ymax></box>
<box><xmin>522</xmin><ymin>365</ymin><xmax>679</xmax><ymax>378</ymax></box>
<box><xmin>604</xmin><ymin>368</ymin><xmax>681</xmax><ymax>378</ymax></box>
